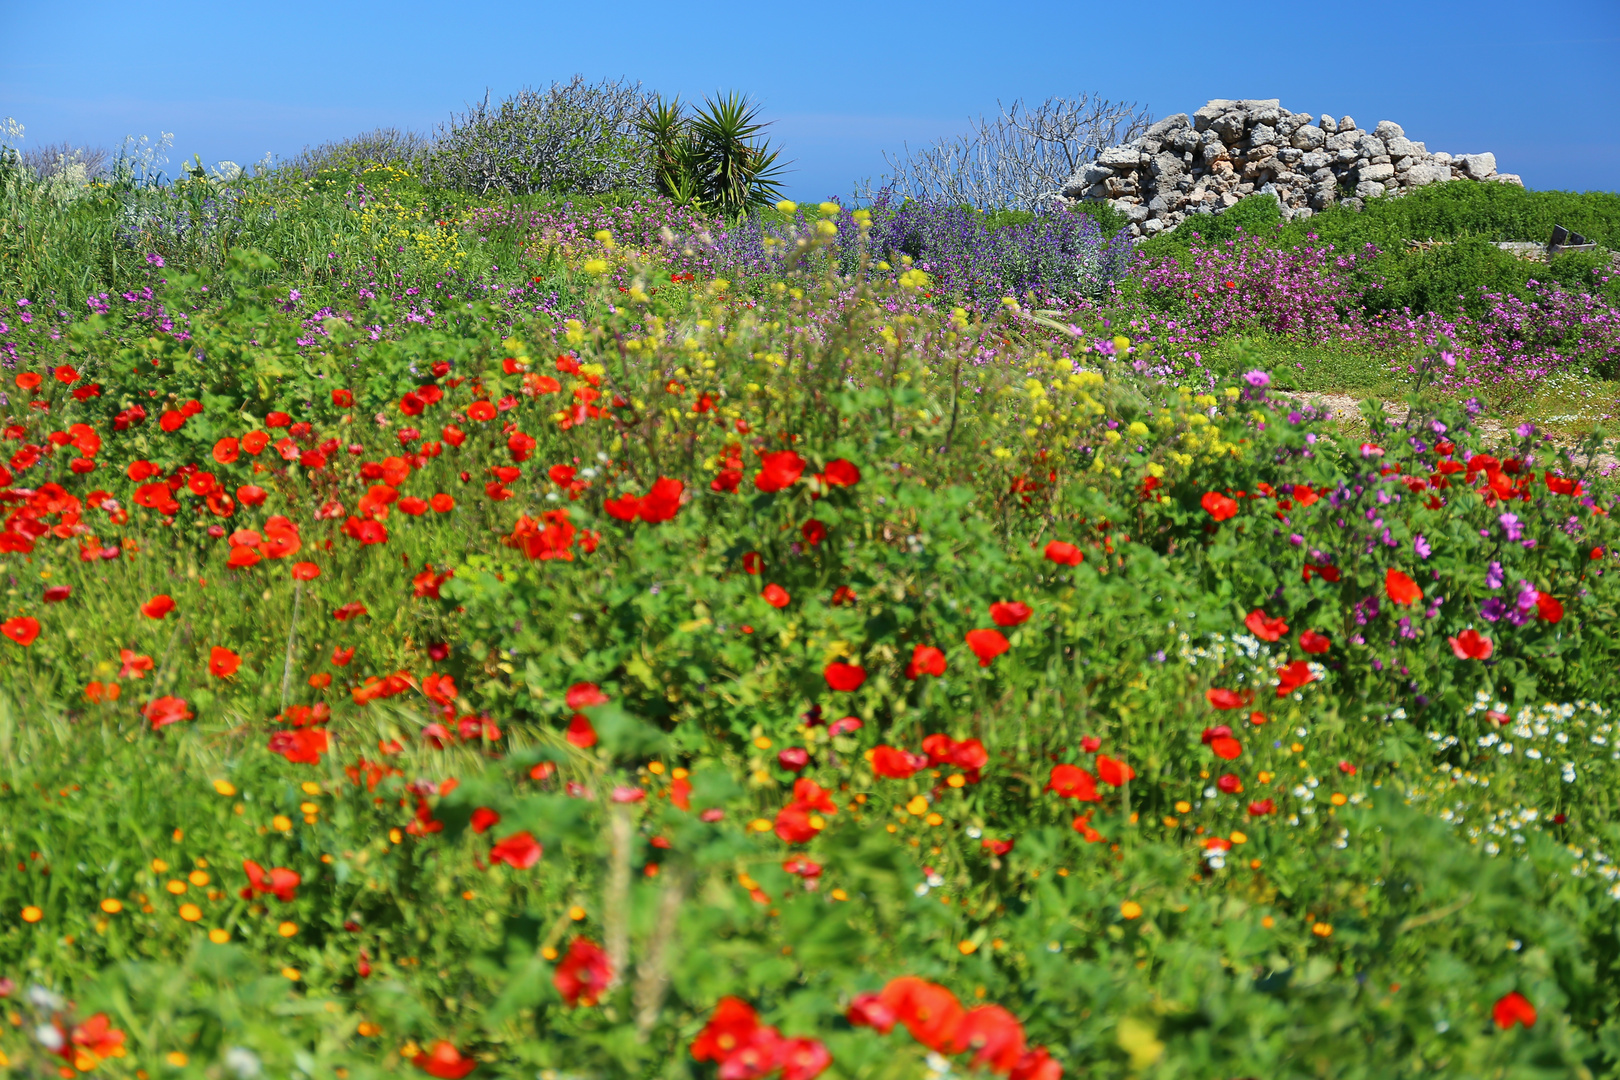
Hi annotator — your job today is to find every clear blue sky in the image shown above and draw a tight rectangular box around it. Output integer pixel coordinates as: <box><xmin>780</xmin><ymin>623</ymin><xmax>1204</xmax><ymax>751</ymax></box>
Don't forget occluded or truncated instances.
<box><xmin>3</xmin><ymin>0</ymin><xmax>1616</xmax><ymax>199</ymax></box>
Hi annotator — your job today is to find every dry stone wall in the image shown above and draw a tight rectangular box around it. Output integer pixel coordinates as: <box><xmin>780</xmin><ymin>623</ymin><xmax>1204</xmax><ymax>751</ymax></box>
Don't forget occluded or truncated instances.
<box><xmin>1061</xmin><ymin>99</ymin><xmax>1523</xmax><ymax>237</ymax></box>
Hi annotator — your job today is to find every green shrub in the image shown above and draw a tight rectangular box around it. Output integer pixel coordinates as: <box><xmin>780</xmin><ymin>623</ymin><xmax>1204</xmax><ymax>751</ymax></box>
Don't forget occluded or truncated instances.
<box><xmin>424</xmin><ymin>75</ymin><xmax>655</xmax><ymax>197</ymax></box>
<box><xmin>1282</xmin><ymin>180</ymin><xmax>1620</xmax><ymax>252</ymax></box>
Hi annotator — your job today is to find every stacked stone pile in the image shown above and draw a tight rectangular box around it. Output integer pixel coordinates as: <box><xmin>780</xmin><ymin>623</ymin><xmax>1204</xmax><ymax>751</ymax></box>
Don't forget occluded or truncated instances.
<box><xmin>1061</xmin><ymin>99</ymin><xmax>1523</xmax><ymax>237</ymax></box>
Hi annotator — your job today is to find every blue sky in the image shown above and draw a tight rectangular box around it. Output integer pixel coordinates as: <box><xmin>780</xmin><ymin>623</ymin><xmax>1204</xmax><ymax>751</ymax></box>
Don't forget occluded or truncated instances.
<box><xmin>3</xmin><ymin>0</ymin><xmax>1617</xmax><ymax>199</ymax></box>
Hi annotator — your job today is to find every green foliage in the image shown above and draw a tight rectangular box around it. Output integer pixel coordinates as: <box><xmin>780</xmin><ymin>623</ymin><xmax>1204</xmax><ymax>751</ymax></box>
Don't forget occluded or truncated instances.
<box><xmin>1</xmin><ymin>234</ymin><xmax>1620</xmax><ymax>1078</ymax></box>
<box><xmin>1280</xmin><ymin>180</ymin><xmax>1620</xmax><ymax>252</ymax></box>
<box><xmin>1138</xmin><ymin>193</ymin><xmax>1284</xmax><ymax>257</ymax></box>
<box><xmin>1138</xmin><ymin>183</ymin><xmax>1620</xmax><ymax>321</ymax></box>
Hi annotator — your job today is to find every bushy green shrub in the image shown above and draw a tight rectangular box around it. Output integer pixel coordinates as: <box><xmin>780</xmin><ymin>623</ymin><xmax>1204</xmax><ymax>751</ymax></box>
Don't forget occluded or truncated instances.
<box><xmin>1283</xmin><ymin>180</ymin><xmax>1620</xmax><ymax>252</ymax></box>
<box><xmin>287</xmin><ymin>128</ymin><xmax>432</xmax><ymax>178</ymax></box>
<box><xmin>424</xmin><ymin>75</ymin><xmax>655</xmax><ymax>197</ymax></box>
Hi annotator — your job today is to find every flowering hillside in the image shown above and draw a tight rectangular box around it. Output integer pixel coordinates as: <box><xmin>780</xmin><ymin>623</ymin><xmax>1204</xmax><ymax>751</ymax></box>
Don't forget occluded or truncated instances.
<box><xmin>1</xmin><ymin>205</ymin><xmax>1619</xmax><ymax>1080</ymax></box>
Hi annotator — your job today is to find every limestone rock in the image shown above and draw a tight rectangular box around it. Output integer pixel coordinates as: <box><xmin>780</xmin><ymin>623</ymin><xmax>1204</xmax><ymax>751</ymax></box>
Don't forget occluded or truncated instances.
<box><xmin>1145</xmin><ymin>113</ymin><xmax>1192</xmax><ymax>139</ymax></box>
<box><xmin>1459</xmin><ymin>152</ymin><xmax>1497</xmax><ymax>178</ymax></box>
<box><xmin>1097</xmin><ymin>146</ymin><xmax>1142</xmax><ymax>169</ymax></box>
<box><xmin>1399</xmin><ymin>161</ymin><xmax>1451</xmax><ymax>184</ymax></box>
<box><xmin>1291</xmin><ymin>125</ymin><xmax>1326</xmax><ymax>151</ymax></box>
<box><xmin>1068</xmin><ymin>99</ymin><xmax>1513</xmax><ymax>235</ymax></box>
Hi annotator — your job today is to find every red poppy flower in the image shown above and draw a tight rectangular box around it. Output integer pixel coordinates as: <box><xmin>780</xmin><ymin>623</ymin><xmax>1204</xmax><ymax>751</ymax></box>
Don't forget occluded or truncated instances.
<box><xmin>822</xmin><ymin>459</ymin><xmax>861</xmax><ymax>487</ymax></box>
<box><xmin>237</xmin><ymin>484</ymin><xmax>269</xmax><ymax>507</ymax></box>
<box><xmin>240</xmin><ymin>860</ymin><xmax>301</xmax><ymax>902</ymax></box>
<box><xmin>1535</xmin><ymin>593</ymin><xmax>1563</xmax><ymax>623</ymax></box>
<box><xmin>2</xmin><ymin>616</ymin><xmax>40</xmax><ymax>646</ymax></box>
<box><xmin>490</xmin><ymin>831</ymin><xmax>542</xmax><ymax>869</ymax></box>
<box><xmin>965</xmin><ymin>628</ymin><xmax>1009</xmax><ymax>666</ymax></box>
<box><xmin>762</xmin><ymin>584</ymin><xmax>790</xmax><ymax>608</ymax></box>
<box><xmin>1244</xmin><ymin>609</ymin><xmax>1287</xmax><ymax>641</ymax></box>
<box><xmin>14</xmin><ymin>372</ymin><xmax>41</xmax><ymax>390</ymax></box>
<box><xmin>332</xmin><ymin>602</ymin><xmax>368</xmax><ymax>621</ymax></box>
<box><xmin>777</xmin><ymin>747</ymin><xmax>810</xmax><ymax>772</ymax></box>
<box><xmin>227</xmin><ymin>547</ymin><xmax>262</xmax><ymax>569</ymax></box>
<box><xmin>692</xmin><ymin>997</ymin><xmax>763</xmax><ymax>1061</ymax></box>
<box><xmin>774</xmin><ymin>802</ymin><xmax>819</xmax><ymax>844</ymax></box>
<box><xmin>800</xmin><ymin>519</ymin><xmax>827</xmax><ymax>546</ymax></box>
<box><xmin>269</xmin><ymin>728</ymin><xmax>329</xmax><ymax>764</ymax></box>
<box><xmin>1385</xmin><ymin>568</ymin><xmax>1423</xmax><ymax>605</ymax></box>
<box><xmin>982</xmin><ymin>837</ymin><xmax>1014</xmax><ymax>856</ymax></box>
<box><xmin>989</xmin><ymin>601</ymin><xmax>1032</xmax><ymax>627</ymax></box>
<box><xmin>43</xmin><ymin>585</ymin><xmax>70</xmax><ymax>603</ymax></box>
<box><xmin>431</xmin><ymin>493</ymin><xmax>455</xmax><ymax>512</ymax></box>
<box><xmin>1492</xmin><ymin>990</ymin><xmax>1536</xmax><ymax>1030</ymax></box>
<box><xmin>1046</xmin><ymin>764</ymin><xmax>1099</xmax><ymax>801</ymax></box>
<box><xmin>755</xmin><ymin>450</ymin><xmax>806</xmax><ymax>493</ymax></box>
<box><xmin>331</xmin><ymin>646</ymin><xmax>355</xmax><ymax>666</ymax></box>
<box><xmin>1216</xmin><ymin>773</ymin><xmax>1242</xmax><ymax>793</ymax></box>
<box><xmin>566</xmin><ymin>713</ymin><xmax>598</xmax><ymax>747</ymax></box>
<box><xmin>824</xmin><ymin>661</ymin><xmax>866</xmax><ymax>691</ymax></box>
<box><xmin>209</xmin><ymin>646</ymin><xmax>241</xmax><ymax>678</ymax></box>
<box><xmin>1096</xmin><ymin>755</ymin><xmax>1135</xmax><ymax>786</ymax></box>
<box><xmin>69</xmin><ymin>1013</ymin><xmax>125</xmax><ymax>1059</ymax></box>
<box><xmin>847</xmin><ymin>992</ymin><xmax>898</xmax><ymax>1033</ymax></box>
<box><xmin>777</xmin><ymin>1037</ymin><xmax>832</xmax><ymax>1080</ymax></box>
<box><xmin>905</xmin><ymin>644</ymin><xmax>946</xmax><ymax>679</ymax></box>
<box><xmin>1247</xmin><ymin>798</ymin><xmax>1276</xmax><ymax>816</ymax></box>
<box><xmin>143</xmin><ymin>696</ymin><xmax>193</xmax><ymax>729</ymax></box>
<box><xmin>1448</xmin><ymin>629</ymin><xmax>1493</xmax><ymax>660</ymax></box>
<box><xmin>880</xmin><ymin>976</ymin><xmax>964</xmax><ymax>1053</ymax></box>
<box><xmin>291</xmin><ymin>561</ymin><xmax>321</xmax><ymax>581</ymax></box>
<box><xmin>566</xmin><ymin>683</ymin><xmax>608</xmax><ymax>709</ymax></box>
<box><xmin>830</xmin><ymin>584</ymin><xmax>856</xmax><ymax>605</ymax></box>
<box><xmin>212</xmin><ymin>437</ymin><xmax>240</xmax><ymax>465</ymax></box>
<box><xmin>1201</xmin><ymin>491</ymin><xmax>1238</xmax><ymax>521</ymax></box>
<box><xmin>1009</xmin><ymin>1047</ymin><xmax>1062</xmax><ymax>1080</ymax></box>
<box><xmin>1275</xmin><ymin>660</ymin><xmax>1317</xmax><ymax>696</ymax></box>
<box><xmin>331</xmin><ymin>388</ymin><xmax>354</xmax><ymax>408</ymax></box>
<box><xmin>1204</xmin><ymin>688</ymin><xmax>1253</xmax><ymax>710</ymax></box>
<box><xmin>1299</xmin><ymin>630</ymin><xmax>1331</xmax><ymax>654</ymax></box>
<box><xmin>872</xmin><ymin>745</ymin><xmax>926</xmax><ymax>778</ymax></box>
<box><xmin>415</xmin><ymin>1041</ymin><xmax>477</xmax><ymax>1079</ymax></box>
<box><xmin>141</xmin><ymin>594</ymin><xmax>176</xmax><ymax>620</ymax></box>
<box><xmin>467</xmin><ymin>401</ymin><xmax>497</xmax><ymax>422</ymax></box>
<box><xmin>638</xmin><ymin>477</ymin><xmax>684</xmax><ymax>523</ymax></box>
<box><xmin>1043</xmin><ymin>541</ymin><xmax>1084</xmax><ymax>569</ymax></box>
<box><xmin>951</xmin><ymin>1005</ymin><xmax>1026</xmax><ymax>1074</ymax></box>
<box><xmin>1208</xmin><ymin>733</ymin><xmax>1242</xmax><ymax>760</ymax></box>
<box><xmin>553</xmin><ymin>937</ymin><xmax>613</xmax><ymax>1006</ymax></box>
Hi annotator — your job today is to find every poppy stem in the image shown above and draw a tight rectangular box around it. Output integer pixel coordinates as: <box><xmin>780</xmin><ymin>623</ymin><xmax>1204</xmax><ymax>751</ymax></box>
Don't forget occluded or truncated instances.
<box><xmin>633</xmin><ymin>866</ymin><xmax>686</xmax><ymax>1039</ymax></box>
<box><xmin>604</xmin><ymin>802</ymin><xmax>633</xmax><ymax>986</ymax></box>
<box><xmin>279</xmin><ymin>582</ymin><xmax>302</xmax><ymax>712</ymax></box>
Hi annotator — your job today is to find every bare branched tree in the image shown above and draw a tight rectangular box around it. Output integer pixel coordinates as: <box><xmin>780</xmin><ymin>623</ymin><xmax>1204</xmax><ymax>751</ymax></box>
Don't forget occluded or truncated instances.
<box><xmin>20</xmin><ymin>140</ymin><xmax>110</xmax><ymax>181</ymax></box>
<box><xmin>883</xmin><ymin>94</ymin><xmax>1152</xmax><ymax>212</ymax></box>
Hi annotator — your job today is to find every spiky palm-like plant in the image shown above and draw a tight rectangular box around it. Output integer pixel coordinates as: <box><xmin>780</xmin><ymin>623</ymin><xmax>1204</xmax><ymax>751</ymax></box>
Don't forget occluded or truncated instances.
<box><xmin>639</xmin><ymin>93</ymin><xmax>787</xmax><ymax>220</ymax></box>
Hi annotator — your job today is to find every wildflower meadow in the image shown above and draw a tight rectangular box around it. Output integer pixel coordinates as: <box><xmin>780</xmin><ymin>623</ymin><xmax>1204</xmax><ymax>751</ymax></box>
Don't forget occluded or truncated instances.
<box><xmin>2</xmin><ymin>105</ymin><xmax>1620</xmax><ymax>1080</ymax></box>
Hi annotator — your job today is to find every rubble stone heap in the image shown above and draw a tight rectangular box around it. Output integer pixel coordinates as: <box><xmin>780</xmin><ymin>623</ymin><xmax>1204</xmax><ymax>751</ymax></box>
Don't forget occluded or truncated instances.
<box><xmin>1061</xmin><ymin>99</ymin><xmax>1523</xmax><ymax>237</ymax></box>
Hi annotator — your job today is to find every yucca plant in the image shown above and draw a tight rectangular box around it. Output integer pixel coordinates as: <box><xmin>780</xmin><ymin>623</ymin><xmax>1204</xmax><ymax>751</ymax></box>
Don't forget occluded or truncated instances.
<box><xmin>639</xmin><ymin>93</ymin><xmax>787</xmax><ymax>220</ymax></box>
